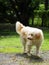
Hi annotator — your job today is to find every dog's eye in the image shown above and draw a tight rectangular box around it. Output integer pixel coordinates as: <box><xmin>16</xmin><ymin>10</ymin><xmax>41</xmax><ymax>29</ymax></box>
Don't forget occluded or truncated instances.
<box><xmin>31</xmin><ymin>34</ymin><xmax>33</xmax><ymax>36</ymax></box>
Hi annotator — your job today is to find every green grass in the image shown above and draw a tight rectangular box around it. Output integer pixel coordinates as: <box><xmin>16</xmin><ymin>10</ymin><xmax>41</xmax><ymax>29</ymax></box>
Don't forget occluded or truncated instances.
<box><xmin>41</xmin><ymin>29</ymin><xmax>49</xmax><ymax>50</ymax></box>
<box><xmin>0</xmin><ymin>29</ymin><xmax>49</xmax><ymax>53</ymax></box>
<box><xmin>0</xmin><ymin>35</ymin><xmax>23</xmax><ymax>53</ymax></box>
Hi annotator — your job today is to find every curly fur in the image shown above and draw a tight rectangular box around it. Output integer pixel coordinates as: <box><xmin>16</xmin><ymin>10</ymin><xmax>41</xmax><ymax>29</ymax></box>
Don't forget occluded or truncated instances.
<box><xmin>16</xmin><ymin>21</ymin><xmax>44</xmax><ymax>56</ymax></box>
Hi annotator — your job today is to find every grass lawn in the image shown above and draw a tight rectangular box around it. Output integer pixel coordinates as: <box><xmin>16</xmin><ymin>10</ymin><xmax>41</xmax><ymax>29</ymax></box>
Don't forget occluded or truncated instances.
<box><xmin>0</xmin><ymin>29</ymin><xmax>49</xmax><ymax>53</ymax></box>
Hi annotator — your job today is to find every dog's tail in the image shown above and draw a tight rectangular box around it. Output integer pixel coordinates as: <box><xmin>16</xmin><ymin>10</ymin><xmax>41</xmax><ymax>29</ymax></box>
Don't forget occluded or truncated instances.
<box><xmin>16</xmin><ymin>21</ymin><xmax>25</xmax><ymax>34</ymax></box>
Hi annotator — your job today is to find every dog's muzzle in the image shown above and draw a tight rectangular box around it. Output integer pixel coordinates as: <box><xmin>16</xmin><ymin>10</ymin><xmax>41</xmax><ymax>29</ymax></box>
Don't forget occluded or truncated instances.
<box><xmin>27</xmin><ymin>37</ymin><xmax>32</xmax><ymax>40</ymax></box>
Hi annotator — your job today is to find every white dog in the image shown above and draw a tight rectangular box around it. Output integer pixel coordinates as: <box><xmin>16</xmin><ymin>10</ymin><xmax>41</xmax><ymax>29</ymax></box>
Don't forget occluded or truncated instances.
<box><xmin>16</xmin><ymin>21</ymin><xmax>44</xmax><ymax>56</ymax></box>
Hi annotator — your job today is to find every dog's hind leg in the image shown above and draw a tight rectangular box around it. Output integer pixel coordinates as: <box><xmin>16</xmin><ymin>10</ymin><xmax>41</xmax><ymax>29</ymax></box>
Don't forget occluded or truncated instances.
<box><xmin>21</xmin><ymin>38</ymin><xmax>26</xmax><ymax>53</ymax></box>
<box><xmin>23</xmin><ymin>43</ymin><xmax>26</xmax><ymax>53</ymax></box>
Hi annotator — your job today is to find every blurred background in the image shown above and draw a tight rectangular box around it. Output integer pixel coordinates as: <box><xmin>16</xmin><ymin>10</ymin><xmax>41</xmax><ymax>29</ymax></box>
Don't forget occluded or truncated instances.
<box><xmin>0</xmin><ymin>0</ymin><xmax>49</xmax><ymax>34</ymax></box>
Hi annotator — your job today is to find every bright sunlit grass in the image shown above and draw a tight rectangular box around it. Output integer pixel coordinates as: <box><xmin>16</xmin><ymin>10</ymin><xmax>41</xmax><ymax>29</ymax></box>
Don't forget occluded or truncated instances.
<box><xmin>0</xmin><ymin>29</ymin><xmax>49</xmax><ymax>53</ymax></box>
<box><xmin>41</xmin><ymin>30</ymin><xmax>49</xmax><ymax>50</ymax></box>
<box><xmin>0</xmin><ymin>34</ymin><xmax>23</xmax><ymax>53</ymax></box>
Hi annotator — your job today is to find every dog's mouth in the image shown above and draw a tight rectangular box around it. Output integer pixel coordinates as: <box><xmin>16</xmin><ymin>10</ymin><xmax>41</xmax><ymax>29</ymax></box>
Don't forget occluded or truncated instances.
<box><xmin>27</xmin><ymin>38</ymin><xmax>32</xmax><ymax>40</ymax></box>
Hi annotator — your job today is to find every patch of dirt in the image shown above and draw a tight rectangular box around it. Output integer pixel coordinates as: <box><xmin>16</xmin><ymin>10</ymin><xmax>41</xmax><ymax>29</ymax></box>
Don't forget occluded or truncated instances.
<box><xmin>0</xmin><ymin>51</ymin><xmax>49</xmax><ymax>65</ymax></box>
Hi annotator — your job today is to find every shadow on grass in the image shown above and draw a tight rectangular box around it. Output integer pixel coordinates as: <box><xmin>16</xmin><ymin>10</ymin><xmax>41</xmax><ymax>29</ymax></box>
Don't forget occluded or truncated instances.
<box><xmin>15</xmin><ymin>53</ymin><xmax>43</xmax><ymax>62</ymax></box>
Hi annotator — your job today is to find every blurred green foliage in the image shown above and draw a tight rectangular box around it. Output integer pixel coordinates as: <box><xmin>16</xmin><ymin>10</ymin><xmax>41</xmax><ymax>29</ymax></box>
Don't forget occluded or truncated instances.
<box><xmin>0</xmin><ymin>0</ymin><xmax>49</xmax><ymax>27</ymax></box>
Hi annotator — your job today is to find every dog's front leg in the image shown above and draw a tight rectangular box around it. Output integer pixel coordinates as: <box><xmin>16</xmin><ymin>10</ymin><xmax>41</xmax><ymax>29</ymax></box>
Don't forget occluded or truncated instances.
<box><xmin>25</xmin><ymin>41</ymin><xmax>32</xmax><ymax>55</ymax></box>
<box><xmin>36</xmin><ymin>45</ymin><xmax>40</xmax><ymax>57</ymax></box>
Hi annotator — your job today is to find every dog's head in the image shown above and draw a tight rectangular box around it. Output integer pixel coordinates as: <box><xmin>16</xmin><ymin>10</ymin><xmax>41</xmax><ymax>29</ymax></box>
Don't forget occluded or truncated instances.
<box><xmin>27</xmin><ymin>30</ymin><xmax>44</xmax><ymax>42</ymax></box>
<box><xmin>20</xmin><ymin>28</ymin><xmax>42</xmax><ymax>40</ymax></box>
<box><xmin>27</xmin><ymin>32</ymin><xmax>41</xmax><ymax>40</ymax></box>
<box><xmin>16</xmin><ymin>21</ymin><xmax>25</xmax><ymax>34</ymax></box>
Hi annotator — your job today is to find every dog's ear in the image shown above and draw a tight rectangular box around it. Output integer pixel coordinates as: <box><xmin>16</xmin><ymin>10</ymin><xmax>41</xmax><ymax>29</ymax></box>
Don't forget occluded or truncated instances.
<box><xmin>35</xmin><ymin>33</ymin><xmax>41</xmax><ymax>39</ymax></box>
<box><xmin>16</xmin><ymin>21</ymin><xmax>25</xmax><ymax>34</ymax></box>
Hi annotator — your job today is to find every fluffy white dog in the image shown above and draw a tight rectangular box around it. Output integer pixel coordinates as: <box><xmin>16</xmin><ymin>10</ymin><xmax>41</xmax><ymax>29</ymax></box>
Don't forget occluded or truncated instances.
<box><xmin>16</xmin><ymin>21</ymin><xmax>44</xmax><ymax>56</ymax></box>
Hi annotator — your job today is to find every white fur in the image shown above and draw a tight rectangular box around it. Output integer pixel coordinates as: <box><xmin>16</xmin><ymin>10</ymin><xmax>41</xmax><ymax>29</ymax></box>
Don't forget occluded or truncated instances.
<box><xmin>16</xmin><ymin>21</ymin><xmax>44</xmax><ymax>56</ymax></box>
